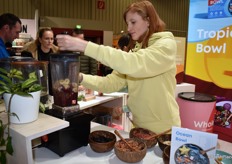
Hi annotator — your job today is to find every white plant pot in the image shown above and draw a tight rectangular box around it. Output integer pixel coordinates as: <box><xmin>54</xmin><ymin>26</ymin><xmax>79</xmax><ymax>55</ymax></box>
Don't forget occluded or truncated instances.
<box><xmin>3</xmin><ymin>90</ymin><xmax>41</xmax><ymax>124</ymax></box>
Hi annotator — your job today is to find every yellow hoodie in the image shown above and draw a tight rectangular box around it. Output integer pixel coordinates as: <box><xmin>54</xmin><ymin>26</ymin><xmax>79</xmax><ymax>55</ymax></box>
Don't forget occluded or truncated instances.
<box><xmin>82</xmin><ymin>32</ymin><xmax>181</xmax><ymax>133</ymax></box>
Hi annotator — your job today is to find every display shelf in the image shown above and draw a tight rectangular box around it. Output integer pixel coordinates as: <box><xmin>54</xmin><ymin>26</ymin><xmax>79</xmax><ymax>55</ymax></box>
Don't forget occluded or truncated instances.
<box><xmin>80</xmin><ymin>92</ymin><xmax>129</xmax><ymax>131</ymax></box>
<box><xmin>0</xmin><ymin>93</ymin><xmax>127</xmax><ymax>164</ymax></box>
<box><xmin>78</xmin><ymin>95</ymin><xmax>115</xmax><ymax>110</ymax></box>
<box><xmin>0</xmin><ymin>108</ymin><xmax>69</xmax><ymax>164</ymax></box>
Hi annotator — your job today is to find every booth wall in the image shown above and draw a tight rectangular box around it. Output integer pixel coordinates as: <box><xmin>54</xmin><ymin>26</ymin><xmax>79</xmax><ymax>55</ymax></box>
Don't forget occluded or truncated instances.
<box><xmin>0</xmin><ymin>0</ymin><xmax>189</xmax><ymax>36</ymax></box>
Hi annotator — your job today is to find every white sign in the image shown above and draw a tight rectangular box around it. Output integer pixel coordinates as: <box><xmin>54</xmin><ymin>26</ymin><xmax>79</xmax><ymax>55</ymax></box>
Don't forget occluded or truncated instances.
<box><xmin>20</xmin><ymin>19</ymin><xmax>37</xmax><ymax>39</ymax></box>
<box><xmin>170</xmin><ymin>127</ymin><xmax>218</xmax><ymax>164</ymax></box>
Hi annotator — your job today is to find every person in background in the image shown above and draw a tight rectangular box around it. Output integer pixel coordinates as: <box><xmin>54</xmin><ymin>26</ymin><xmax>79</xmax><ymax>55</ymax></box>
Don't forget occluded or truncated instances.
<box><xmin>56</xmin><ymin>0</ymin><xmax>181</xmax><ymax>133</ymax></box>
<box><xmin>116</xmin><ymin>34</ymin><xmax>131</xmax><ymax>93</ymax></box>
<box><xmin>22</xmin><ymin>27</ymin><xmax>59</xmax><ymax>95</ymax></box>
<box><xmin>72</xmin><ymin>28</ymin><xmax>98</xmax><ymax>75</ymax></box>
<box><xmin>5</xmin><ymin>42</ymin><xmax>16</xmax><ymax>56</ymax></box>
<box><xmin>0</xmin><ymin>13</ymin><xmax>21</xmax><ymax>59</ymax></box>
<box><xmin>117</xmin><ymin>33</ymin><xmax>130</xmax><ymax>52</ymax></box>
<box><xmin>22</xmin><ymin>27</ymin><xmax>59</xmax><ymax>60</ymax></box>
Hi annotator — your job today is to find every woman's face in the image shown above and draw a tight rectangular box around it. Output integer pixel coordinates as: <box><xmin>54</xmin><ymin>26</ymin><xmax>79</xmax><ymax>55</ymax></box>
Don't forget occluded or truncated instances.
<box><xmin>126</xmin><ymin>11</ymin><xmax>149</xmax><ymax>41</ymax></box>
<box><xmin>39</xmin><ymin>31</ymin><xmax>54</xmax><ymax>49</ymax></box>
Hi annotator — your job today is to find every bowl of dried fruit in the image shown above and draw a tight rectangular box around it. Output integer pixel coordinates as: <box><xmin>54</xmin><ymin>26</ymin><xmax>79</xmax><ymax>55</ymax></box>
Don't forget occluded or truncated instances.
<box><xmin>129</xmin><ymin>127</ymin><xmax>157</xmax><ymax>148</ymax></box>
<box><xmin>114</xmin><ymin>138</ymin><xmax>147</xmax><ymax>163</ymax></box>
<box><xmin>88</xmin><ymin>130</ymin><xmax>116</xmax><ymax>153</ymax></box>
<box><xmin>157</xmin><ymin>133</ymin><xmax>172</xmax><ymax>151</ymax></box>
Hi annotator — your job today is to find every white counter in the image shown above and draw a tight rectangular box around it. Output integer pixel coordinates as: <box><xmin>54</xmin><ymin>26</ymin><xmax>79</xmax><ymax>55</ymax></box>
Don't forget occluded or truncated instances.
<box><xmin>0</xmin><ymin>93</ymin><xmax>127</xmax><ymax>164</ymax></box>
<box><xmin>3</xmin><ymin>113</ymin><xmax>69</xmax><ymax>164</ymax></box>
<box><xmin>78</xmin><ymin>94</ymin><xmax>116</xmax><ymax>110</ymax></box>
<box><xmin>2</xmin><ymin>89</ymin><xmax>231</xmax><ymax>164</ymax></box>
<box><xmin>33</xmin><ymin>122</ymin><xmax>232</xmax><ymax>164</ymax></box>
<box><xmin>34</xmin><ymin>122</ymin><xmax>164</xmax><ymax>164</ymax></box>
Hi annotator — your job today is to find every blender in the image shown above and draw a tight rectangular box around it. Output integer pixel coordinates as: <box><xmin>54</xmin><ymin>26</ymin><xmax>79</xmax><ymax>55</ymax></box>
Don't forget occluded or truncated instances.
<box><xmin>43</xmin><ymin>51</ymin><xmax>94</xmax><ymax>157</ymax></box>
<box><xmin>49</xmin><ymin>52</ymin><xmax>80</xmax><ymax>116</ymax></box>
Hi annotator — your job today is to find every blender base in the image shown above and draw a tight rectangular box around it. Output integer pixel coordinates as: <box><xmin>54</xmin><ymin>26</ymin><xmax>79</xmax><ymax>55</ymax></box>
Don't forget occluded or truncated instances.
<box><xmin>43</xmin><ymin>109</ymin><xmax>95</xmax><ymax>157</ymax></box>
<box><xmin>52</xmin><ymin>104</ymin><xmax>80</xmax><ymax>117</ymax></box>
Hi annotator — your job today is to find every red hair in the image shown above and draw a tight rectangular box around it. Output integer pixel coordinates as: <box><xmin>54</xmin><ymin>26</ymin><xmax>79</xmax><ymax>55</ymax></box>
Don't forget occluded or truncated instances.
<box><xmin>123</xmin><ymin>0</ymin><xmax>166</xmax><ymax>49</ymax></box>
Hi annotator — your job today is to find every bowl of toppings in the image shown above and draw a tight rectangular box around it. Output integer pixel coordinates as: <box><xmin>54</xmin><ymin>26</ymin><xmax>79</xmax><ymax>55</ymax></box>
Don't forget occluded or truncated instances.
<box><xmin>157</xmin><ymin>133</ymin><xmax>171</xmax><ymax>151</ymax></box>
<box><xmin>114</xmin><ymin>138</ymin><xmax>147</xmax><ymax>163</ymax></box>
<box><xmin>88</xmin><ymin>130</ymin><xmax>116</xmax><ymax>153</ymax></box>
<box><xmin>129</xmin><ymin>127</ymin><xmax>157</xmax><ymax>148</ymax></box>
<box><xmin>162</xmin><ymin>145</ymin><xmax>171</xmax><ymax>164</ymax></box>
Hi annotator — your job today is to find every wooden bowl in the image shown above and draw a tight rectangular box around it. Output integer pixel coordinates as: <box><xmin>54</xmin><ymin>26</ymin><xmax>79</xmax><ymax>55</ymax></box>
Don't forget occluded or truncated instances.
<box><xmin>157</xmin><ymin>133</ymin><xmax>171</xmax><ymax>151</ymax></box>
<box><xmin>114</xmin><ymin>138</ymin><xmax>147</xmax><ymax>163</ymax></box>
<box><xmin>162</xmin><ymin>145</ymin><xmax>170</xmax><ymax>164</ymax></box>
<box><xmin>129</xmin><ymin>127</ymin><xmax>157</xmax><ymax>148</ymax></box>
<box><xmin>88</xmin><ymin>130</ymin><xmax>116</xmax><ymax>153</ymax></box>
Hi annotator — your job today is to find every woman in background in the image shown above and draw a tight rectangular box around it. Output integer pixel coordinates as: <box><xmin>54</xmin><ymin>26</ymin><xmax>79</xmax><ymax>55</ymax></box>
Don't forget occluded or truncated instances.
<box><xmin>22</xmin><ymin>27</ymin><xmax>59</xmax><ymax>60</ymax></box>
<box><xmin>56</xmin><ymin>0</ymin><xmax>180</xmax><ymax>133</ymax></box>
<box><xmin>22</xmin><ymin>28</ymin><xmax>59</xmax><ymax>95</ymax></box>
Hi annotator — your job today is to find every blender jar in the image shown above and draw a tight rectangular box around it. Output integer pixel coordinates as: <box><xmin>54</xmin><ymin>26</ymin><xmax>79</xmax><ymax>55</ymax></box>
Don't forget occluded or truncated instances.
<box><xmin>49</xmin><ymin>52</ymin><xmax>80</xmax><ymax>108</ymax></box>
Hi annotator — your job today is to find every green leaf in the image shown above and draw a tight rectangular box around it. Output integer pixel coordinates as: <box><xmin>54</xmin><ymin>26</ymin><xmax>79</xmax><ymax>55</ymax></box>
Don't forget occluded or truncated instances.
<box><xmin>0</xmin><ymin>86</ymin><xmax>11</xmax><ymax>94</ymax></box>
<box><xmin>0</xmin><ymin>74</ymin><xmax>12</xmax><ymax>85</ymax></box>
<box><xmin>14</xmin><ymin>70</ymin><xmax>23</xmax><ymax>76</ymax></box>
<box><xmin>0</xmin><ymin>151</ymin><xmax>7</xmax><ymax>164</ymax></box>
<box><xmin>6</xmin><ymin>137</ymin><xmax>13</xmax><ymax>155</ymax></box>
<box><xmin>0</xmin><ymin>81</ymin><xmax>8</xmax><ymax>87</ymax></box>
<box><xmin>21</xmin><ymin>78</ymin><xmax>37</xmax><ymax>89</ymax></box>
<box><xmin>28</xmin><ymin>84</ymin><xmax>42</xmax><ymax>92</ymax></box>
<box><xmin>12</xmin><ymin>75</ymin><xmax>24</xmax><ymax>80</ymax></box>
<box><xmin>0</xmin><ymin>90</ymin><xmax>5</xmax><ymax>95</ymax></box>
<box><xmin>39</xmin><ymin>102</ymin><xmax>46</xmax><ymax>113</ymax></box>
<box><xmin>0</xmin><ymin>123</ymin><xmax>3</xmax><ymax>141</ymax></box>
<box><xmin>0</xmin><ymin>68</ymin><xmax>8</xmax><ymax>75</ymax></box>
<box><xmin>29</xmin><ymin>72</ymin><xmax>37</xmax><ymax>79</ymax></box>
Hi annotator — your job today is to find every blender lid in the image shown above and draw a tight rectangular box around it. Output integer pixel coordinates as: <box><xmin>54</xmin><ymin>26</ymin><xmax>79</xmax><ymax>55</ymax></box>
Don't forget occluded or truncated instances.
<box><xmin>178</xmin><ymin>92</ymin><xmax>216</xmax><ymax>102</ymax></box>
<box><xmin>50</xmin><ymin>52</ymin><xmax>80</xmax><ymax>62</ymax></box>
<box><xmin>50</xmin><ymin>52</ymin><xmax>80</xmax><ymax>57</ymax></box>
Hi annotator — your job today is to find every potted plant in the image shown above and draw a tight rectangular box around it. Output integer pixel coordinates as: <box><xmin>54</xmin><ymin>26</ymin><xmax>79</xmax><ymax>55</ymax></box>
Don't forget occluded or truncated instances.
<box><xmin>0</xmin><ymin>67</ymin><xmax>42</xmax><ymax>164</ymax></box>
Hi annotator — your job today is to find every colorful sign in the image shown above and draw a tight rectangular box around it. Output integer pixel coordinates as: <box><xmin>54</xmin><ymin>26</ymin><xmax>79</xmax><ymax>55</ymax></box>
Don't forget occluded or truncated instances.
<box><xmin>170</xmin><ymin>127</ymin><xmax>218</xmax><ymax>164</ymax></box>
<box><xmin>208</xmin><ymin>0</ymin><xmax>232</xmax><ymax>18</ymax></box>
<box><xmin>186</xmin><ymin>0</ymin><xmax>232</xmax><ymax>89</ymax></box>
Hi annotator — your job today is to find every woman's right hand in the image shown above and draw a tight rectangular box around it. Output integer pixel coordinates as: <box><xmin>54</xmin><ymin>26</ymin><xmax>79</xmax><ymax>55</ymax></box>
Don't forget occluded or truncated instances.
<box><xmin>56</xmin><ymin>34</ymin><xmax>88</xmax><ymax>52</ymax></box>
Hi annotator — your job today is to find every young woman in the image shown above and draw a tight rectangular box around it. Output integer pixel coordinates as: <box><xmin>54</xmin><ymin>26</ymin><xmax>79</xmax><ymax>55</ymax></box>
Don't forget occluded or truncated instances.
<box><xmin>56</xmin><ymin>0</ymin><xmax>181</xmax><ymax>133</ymax></box>
<box><xmin>22</xmin><ymin>27</ymin><xmax>59</xmax><ymax>60</ymax></box>
<box><xmin>22</xmin><ymin>28</ymin><xmax>59</xmax><ymax>95</ymax></box>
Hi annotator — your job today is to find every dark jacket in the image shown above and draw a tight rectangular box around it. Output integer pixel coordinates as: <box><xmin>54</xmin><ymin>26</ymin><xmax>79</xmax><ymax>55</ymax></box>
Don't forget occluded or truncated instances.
<box><xmin>80</xmin><ymin>52</ymin><xmax>98</xmax><ymax>75</ymax></box>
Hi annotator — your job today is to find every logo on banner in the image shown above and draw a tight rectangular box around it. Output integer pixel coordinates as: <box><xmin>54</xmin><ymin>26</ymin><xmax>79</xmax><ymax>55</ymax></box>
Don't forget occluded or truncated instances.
<box><xmin>186</xmin><ymin>0</ymin><xmax>232</xmax><ymax>89</ymax></box>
